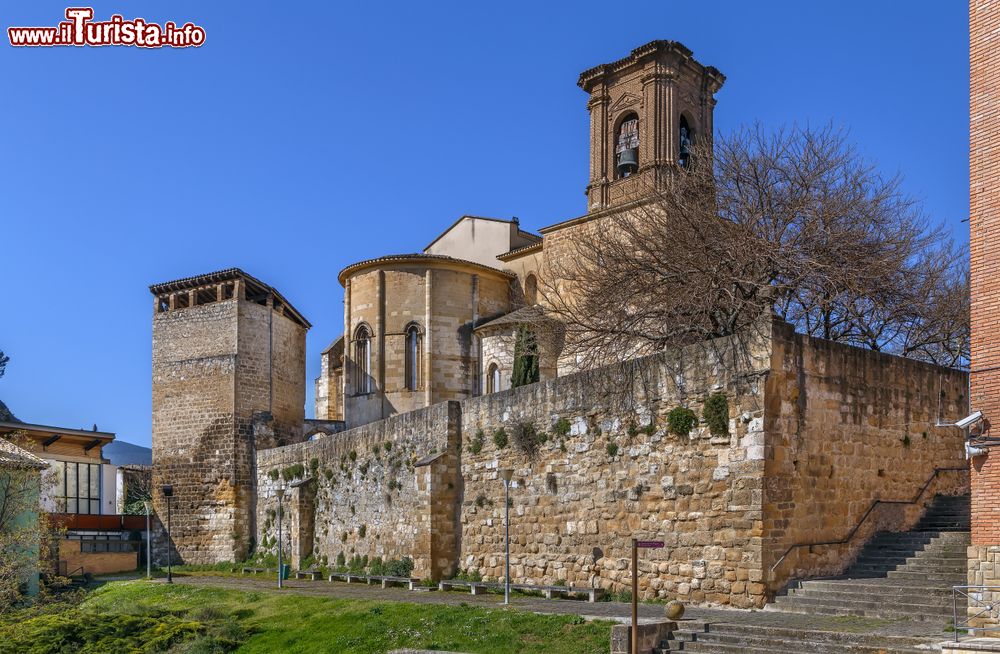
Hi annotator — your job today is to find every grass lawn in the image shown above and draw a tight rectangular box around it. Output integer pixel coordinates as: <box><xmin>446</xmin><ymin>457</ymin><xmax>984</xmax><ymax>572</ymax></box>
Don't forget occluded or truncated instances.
<box><xmin>0</xmin><ymin>581</ymin><xmax>614</xmax><ymax>653</ymax></box>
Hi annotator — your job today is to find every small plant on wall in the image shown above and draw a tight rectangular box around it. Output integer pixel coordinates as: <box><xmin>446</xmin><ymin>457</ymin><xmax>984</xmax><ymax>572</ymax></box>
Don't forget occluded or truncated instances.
<box><xmin>703</xmin><ymin>393</ymin><xmax>730</xmax><ymax>437</ymax></box>
<box><xmin>468</xmin><ymin>429</ymin><xmax>485</xmax><ymax>455</ymax></box>
<box><xmin>511</xmin><ymin>422</ymin><xmax>544</xmax><ymax>457</ymax></box>
<box><xmin>667</xmin><ymin>406</ymin><xmax>698</xmax><ymax>436</ymax></box>
<box><xmin>606</xmin><ymin>440</ymin><xmax>619</xmax><ymax>457</ymax></box>
<box><xmin>492</xmin><ymin>428</ymin><xmax>509</xmax><ymax>450</ymax></box>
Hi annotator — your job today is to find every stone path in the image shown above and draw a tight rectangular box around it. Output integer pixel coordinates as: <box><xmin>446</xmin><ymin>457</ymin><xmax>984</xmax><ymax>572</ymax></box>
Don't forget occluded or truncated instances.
<box><xmin>158</xmin><ymin>573</ymin><xmax>954</xmax><ymax>643</ymax></box>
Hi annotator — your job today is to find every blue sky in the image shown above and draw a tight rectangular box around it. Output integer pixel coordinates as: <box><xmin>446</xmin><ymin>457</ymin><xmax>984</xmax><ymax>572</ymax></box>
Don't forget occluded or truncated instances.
<box><xmin>0</xmin><ymin>1</ymin><xmax>969</xmax><ymax>447</ymax></box>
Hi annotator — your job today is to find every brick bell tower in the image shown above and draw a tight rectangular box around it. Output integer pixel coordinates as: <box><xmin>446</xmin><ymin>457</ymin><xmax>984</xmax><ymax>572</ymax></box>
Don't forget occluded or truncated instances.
<box><xmin>149</xmin><ymin>269</ymin><xmax>309</xmax><ymax>564</ymax></box>
<box><xmin>578</xmin><ymin>40</ymin><xmax>725</xmax><ymax>212</ymax></box>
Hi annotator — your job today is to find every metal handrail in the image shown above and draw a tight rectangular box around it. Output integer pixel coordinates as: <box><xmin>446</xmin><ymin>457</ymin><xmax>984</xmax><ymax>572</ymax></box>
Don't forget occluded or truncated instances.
<box><xmin>769</xmin><ymin>466</ymin><xmax>968</xmax><ymax>577</ymax></box>
<box><xmin>953</xmin><ymin>586</ymin><xmax>1000</xmax><ymax>641</ymax></box>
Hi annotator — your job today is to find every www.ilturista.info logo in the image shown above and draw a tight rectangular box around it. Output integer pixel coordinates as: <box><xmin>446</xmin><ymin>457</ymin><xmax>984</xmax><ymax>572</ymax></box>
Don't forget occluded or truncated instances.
<box><xmin>8</xmin><ymin>8</ymin><xmax>205</xmax><ymax>48</ymax></box>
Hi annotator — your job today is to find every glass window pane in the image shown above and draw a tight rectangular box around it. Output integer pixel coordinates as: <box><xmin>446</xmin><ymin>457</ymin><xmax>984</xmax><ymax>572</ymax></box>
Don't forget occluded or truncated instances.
<box><xmin>67</xmin><ymin>498</ymin><xmax>77</xmax><ymax>513</ymax></box>
<box><xmin>80</xmin><ymin>464</ymin><xmax>89</xmax><ymax>499</ymax></box>
<box><xmin>91</xmin><ymin>500</ymin><xmax>100</xmax><ymax>514</ymax></box>
<box><xmin>66</xmin><ymin>464</ymin><xmax>77</xmax><ymax>501</ymax></box>
<box><xmin>90</xmin><ymin>465</ymin><xmax>100</xmax><ymax>499</ymax></box>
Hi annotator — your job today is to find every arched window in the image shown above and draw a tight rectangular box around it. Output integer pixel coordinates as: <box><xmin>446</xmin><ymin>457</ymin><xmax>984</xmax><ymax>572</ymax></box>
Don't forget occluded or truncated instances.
<box><xmin>487</xmin><ymin>363</ymin><xmax>501</xmax><ymax>394</ymax></box>
<box><xmin>404</xmin><ymin>324</ymin><xmax>422</xmax><ymax>391</ymax></box>
<box><xmin>354</xmin><ymin>324</ymin><xmax>372</xmax><ymax>395</ymax></box>
<box><xmin>679</xmin><ymin>115</ymin><xmax>693</xmax><ymax>168</ymax></box>
<box><xmin>524</xmin><ymin>274</ymin><xmax>538</xmax><ymax>305</ymax></box>
<box><xmin>615</xmin><ymin>113</ymin><xmax>639</xmax><ymax>178</ymax></box>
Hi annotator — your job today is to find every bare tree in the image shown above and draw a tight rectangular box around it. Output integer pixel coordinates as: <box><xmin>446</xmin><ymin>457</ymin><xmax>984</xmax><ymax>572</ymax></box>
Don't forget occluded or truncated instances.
<box><xmin>541</xmin><ymin>124</ymin><xmax>968</xmax><ymax>372</ymax></box>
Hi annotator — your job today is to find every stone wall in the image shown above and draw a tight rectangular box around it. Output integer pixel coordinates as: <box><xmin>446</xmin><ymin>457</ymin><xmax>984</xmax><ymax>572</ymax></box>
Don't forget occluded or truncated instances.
<box><xmin>763</xmin><ymin>322</ymin><xmax>969</xmax><ymax>590</ymax></box>
<box><xmin>249</xmin><ymin>318</ymin><xmax>968</xmax><ymax>608</ymax></box>
<box><xmin>254</xmin><ymin>401</ymin><xmax>460</xmax><ymax>579</ymax></box>
<box><xmin>457</xmin><ymin>329</ymin><xmax>771</xmax><ymax>607</ymax></box>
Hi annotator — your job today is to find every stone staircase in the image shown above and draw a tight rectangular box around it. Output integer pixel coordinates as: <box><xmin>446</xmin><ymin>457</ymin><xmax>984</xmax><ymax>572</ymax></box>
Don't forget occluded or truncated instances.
<box><xmin>653</xmin><ymin>494</ymin><xmax>970</xmax><ymax>653</ymax></box>
<box><xmin>770</xmin><ymin>494</ymin><xmax>969</xmax><ymax>621</ymax></box>
<box><xmin>655</xmin><ymin>621</ymin><xmax>937</xmax><ymax>653</ymax></box>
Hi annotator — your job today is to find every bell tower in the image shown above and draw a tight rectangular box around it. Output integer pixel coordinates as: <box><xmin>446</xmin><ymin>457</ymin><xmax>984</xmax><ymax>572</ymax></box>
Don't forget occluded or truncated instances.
<box><xmin>578</xmin><ymin>40</ymin><xmax>725</xmax><ymax>212</ymax></box>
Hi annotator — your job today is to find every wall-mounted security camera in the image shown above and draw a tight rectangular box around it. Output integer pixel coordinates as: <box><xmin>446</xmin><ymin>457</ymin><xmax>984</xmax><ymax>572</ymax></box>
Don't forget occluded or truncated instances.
<box><xmin>956</xmin><ymin>411</ymin><xmax>985</xmax><ymax>430</ymax></box>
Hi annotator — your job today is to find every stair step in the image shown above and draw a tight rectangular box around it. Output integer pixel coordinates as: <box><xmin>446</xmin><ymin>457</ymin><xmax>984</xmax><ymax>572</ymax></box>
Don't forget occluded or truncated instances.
<box><xmin>666</xmin><ymin>624</ymin><xmax>934</xmax><ymax>654</ymax></box>
<box><xmin>773</xmin><ymin>594</ymin><xmax>953</xmax><ymax>614</ymax></box>
<box><xmin>766</xmin><ymin>601</ymin><xmax>952</xmax><ymax>621</ymax></box>
<box><xmin>849</xmin><ymin>564</ymin><xmax>965</xmax><ymax>575</ymax></box>
<box><xmin>856</xmin><ymin>552</ymin><xmax>968</xmax><ymax>568</ymax></box>
<box><xmin>793</xmin><ymin>580</ymin><xmax>958</xmax><ymax>597</ymax></box>
<box><xmin>884</xmin><ymin>570</ymin><xmax>966</xmax><ymax>582</ymax></box>
<box><xmin>787</xmin><ymin>586</ymin><xmax>957</xmax><ymax>602</ymax></box>
<box><xmin>870</xmin><ymin>532</ymin><xmax>970</xmax><ymax>541</ymax></box>
<box><xmin>666</xmin><ymin>633</ymin><xmax>930</xmax><ymax>654</ymax></box>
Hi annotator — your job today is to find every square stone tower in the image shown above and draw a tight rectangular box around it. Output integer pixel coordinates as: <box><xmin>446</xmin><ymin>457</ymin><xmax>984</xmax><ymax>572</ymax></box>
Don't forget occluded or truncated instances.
<box><xmin>578</xmin><ymin>40</ymin><xmax>725</xmax><ymax>212</ymax></box>
<box><xmin>150</xmin><ymin>269</ymin><xmax>309</xmax><ymax>564</ymax></box>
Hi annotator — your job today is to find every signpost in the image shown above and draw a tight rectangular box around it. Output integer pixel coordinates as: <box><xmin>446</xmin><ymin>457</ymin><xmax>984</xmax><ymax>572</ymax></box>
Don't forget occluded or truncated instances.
<box><xmin>631</xmin><ymin>538</ymin><xmax>665</xmax><ymax>654</ymax></box>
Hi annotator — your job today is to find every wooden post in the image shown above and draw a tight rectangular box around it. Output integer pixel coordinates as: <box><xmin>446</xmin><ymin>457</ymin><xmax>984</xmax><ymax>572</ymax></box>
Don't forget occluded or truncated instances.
<box><xmin>631</xmin><ymin>538</ymin><xmax>638</xmax><ymax>654</ymax></box>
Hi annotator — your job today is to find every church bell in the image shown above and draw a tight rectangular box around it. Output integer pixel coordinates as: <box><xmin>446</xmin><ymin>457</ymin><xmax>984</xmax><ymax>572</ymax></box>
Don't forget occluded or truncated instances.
<box><xmin>617</xmin><ymin>148</ymin><xmax>638</xmax><ymax>177</ymax></box>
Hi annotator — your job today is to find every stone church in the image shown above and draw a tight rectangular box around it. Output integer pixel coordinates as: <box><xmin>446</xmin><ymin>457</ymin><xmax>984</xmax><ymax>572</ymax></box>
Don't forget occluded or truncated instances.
<box><xmin>149</xmin><ymin>40</ymin><xmax>969</xmax><ymax>608</ymax></box>
<box><xmin>311</xmin><ymin>40</ymin><xmax>725</xmax><ymax>430</ymax></box>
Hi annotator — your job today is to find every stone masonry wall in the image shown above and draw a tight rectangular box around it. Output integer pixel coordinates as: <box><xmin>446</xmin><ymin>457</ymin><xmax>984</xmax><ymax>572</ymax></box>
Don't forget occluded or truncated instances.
<box><xmin>457</xmin><ymin>329</ymin><xmax>771</xmax><ymax>607</ymax></box>
<box><xmin>152</xmin><ymin>300</ymin><xmax>242</xmax><ymax>565</ymax></box>
<box><xmin>152</xmin><ymin>293</ymin><xmax>306</xmax><ymax>565</ymax></box>
<box><xmin>763</xmin><ymin>321</ymin><xmax>969</xmax><ymax>591</ymax></box>
<box><xmin>249</xmin><ymin>318</ymin><xmax>967</xmax><ymax>607</ymax></box>
<box><xmin>255</xmin><ymin>401</ymin><xmax>460</xmax><ymax>579</ymax></box>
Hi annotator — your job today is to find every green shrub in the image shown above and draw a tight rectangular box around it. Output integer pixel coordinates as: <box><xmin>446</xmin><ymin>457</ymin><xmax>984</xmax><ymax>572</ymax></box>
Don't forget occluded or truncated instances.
<box><xmin>267</xmin><ymin>469</ymin><xmax>279</xmax><ymax>481</ymax></box>
<box><xmin>606</xmin><ymin>441</ymin><xmax>619</xmax><ymax>457</ymax></box>
<box><xmin>667</xmin><ymin>406</ymin><xmax>698</xmax><ymax>436</ymax></box>
<box><xmin>468</xmin><ymin>429</ymin><xmax>485</xmax><ymax>455</ymax></box>
<box><xmin>702</xmin><ymin>393</ymin><xmax>730</xmax><ymax>436</ymax></box>
<box><xmin>281</xmin><ymin>463</ymin><xmax>305</xmax><ymax>482</ymax></box>
<box><xmin>0</xmin><ymin>611</ymin><xmax>206</xmax><ymax>653</ymax></box>
<box><xmin>384</xmin><ymin>557</ymin><xmax>414</xmax><ymax>578</ymax></box>
<box><xmin>552</xmin><ymin>417</ymin><xmax>571</xmax><ymax>437</ymax></box>
<box><xmin>453</xmin><ymin>568</ymin><xmax>483</xmax><ymax>582</ymax></box>
<box><xmin>349</xmin><ymin>450</ymin><xmax>357</xmax><ymax>462</ymax></box>
<box><xmin>492</xmin><ymin>428</ymin><xmax>509</xmax><ymax>450</ymax></box>
<box><xmin>511</xmin><ymin>326</ymin><xmax>540</xmax><ymax>388</ymax></box>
